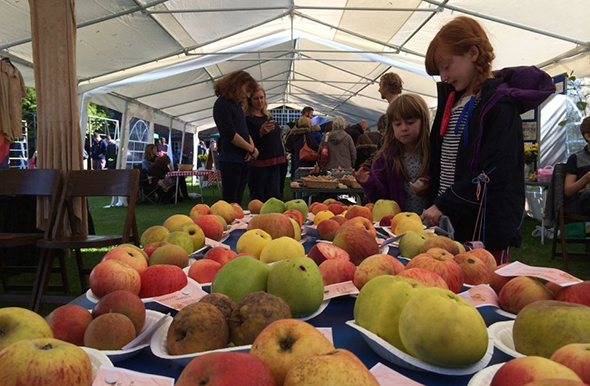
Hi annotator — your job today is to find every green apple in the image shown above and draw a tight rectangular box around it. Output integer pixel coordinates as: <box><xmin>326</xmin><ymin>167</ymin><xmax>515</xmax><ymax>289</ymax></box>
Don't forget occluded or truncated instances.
<box><xmin>0</xmin><ymin>307</ymin><xmax>53</xmax><ymax>351</ymax></box>
<box><xmin>371</xmin><ymin>199</ymin><xmax>401</xmax><ymax>223</ymax></box>
<box><xmin>354</xmin><ymin>275</ymin><xmax>423</xmax><ymax>352</ymax></box>
<box><xmin>399</xmin><ymin>287</ymin><xmax>489</xmax><ymax>367</ymax></box>
<box><xmin>260</xmin><ymin>237</ymin><xmax>305</xmax><ymax>264</ymax></box>
<box><xmin>163</xmin><ymin>214</ymin><xmax>194</xmax><ymax>233</ymax></box>
<box><xmin>267</xmin><ymin>257</ymin><xmax>324</xmax><ymax>317</ymax></box>
<box><xmin>0</xmin><ymin>338</ymin><xmax>93</xmax><ymax>386</ymax></box>
<box><xmin>285</xmin><ymin>199</ymin><xmax>308</xmax><ymax>220</ymax></box>
<box><xmin>140</xmin><ymin>225</ymin><xmax>170</xmax><ymax>246</ymax></box>
<box><xmin>398</xmin><ymin>231</ymin><xmax>428</xmax><ymax>259</ymax></box>
<box><xmin>180</xmin><ymin>222</ymin><xmax>206</xmax><ymax>251</ymax></box>
<box><xmin>165</xmin><ymin>230</ymin><xmax>195</xmax><ymax>254</ymax></box>
<box><xmin>236</xmin><ymin>229</ymin><xmax>272</xmax><ymax>258</ymax></box>
<box><xmin>260</xmin><ymin>197</ymin><xmax>286</xmax><ymax>214</ymax></box>
<box><xmin>212</xmin><ymin>256</ymin><xmax>271</xmax><ymax>303</ymax></box>
<box><xmin>215</xmin><ymin>214</ymin><xmax>228</xmax><ymax>231</ymax></box>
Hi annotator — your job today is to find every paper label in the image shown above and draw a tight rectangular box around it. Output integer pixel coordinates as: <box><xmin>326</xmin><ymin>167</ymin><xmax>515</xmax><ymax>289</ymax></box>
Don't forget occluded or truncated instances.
<box><xmin>237</xmin><ymin>214</ymin><xmax>253</xmax><ymax>223</ymax></box>
<box><xmin>316</xmin><ymin>327</ymin><xmax>333</xmax><ymax>344</ymax></box>
<box><xmin>307</xmin><ymin>213</ymin><xmax>315</xmax><ymax>222</ymax></box>
<box><xmin>205</xmin><ymin>237</ymin><xmax>231</xmax><ymax>250</ymax></box>
<box><xmin>152</xmin><ymin>280</ymin><xmax>208</xmax><ymax>310</ymax></box>
<box><xmin>370</xmin><ymin>363</ymin><xmax>425</xmax><ymax>386</ymax></box>
<box><xmin>494</xmin><ymin>261</ymin><xmax>582</xmax><ymax>286</ymax></box>
<box><xmin>92</xmin><ymin>366</ymin><xmax>174</xmax><ymax>386</ymax></box>
<box><xmin>458</xmin><ymin>285</ymin><xmax>499</xmax><ymax>308</ymax></box>
<box><xmin>323</xmin><ymin>281</ymin><xmax>359</xmax><ymax>300</ymax></box>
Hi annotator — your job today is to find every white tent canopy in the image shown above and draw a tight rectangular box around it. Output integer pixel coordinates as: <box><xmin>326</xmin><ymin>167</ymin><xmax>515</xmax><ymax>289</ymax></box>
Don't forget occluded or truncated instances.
<box><xmin>1</xmin><ymin>0</ymin><xmax>589</xmax><ymax>133</ymax></box>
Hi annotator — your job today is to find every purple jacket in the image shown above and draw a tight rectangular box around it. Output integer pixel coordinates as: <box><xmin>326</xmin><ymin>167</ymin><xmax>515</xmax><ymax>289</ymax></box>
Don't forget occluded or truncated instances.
<box><xmin>359</xmin><ymin>147</ymin><xmax>408</xmax><ymax>208</ymax></box>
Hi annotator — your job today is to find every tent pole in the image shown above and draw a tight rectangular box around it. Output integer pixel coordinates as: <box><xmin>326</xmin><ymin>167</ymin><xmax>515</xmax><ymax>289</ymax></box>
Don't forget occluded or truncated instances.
<box><xmin>149</xmin><ymin>6</ymin><xmax>435</xmax><ymax>14</ymax></box>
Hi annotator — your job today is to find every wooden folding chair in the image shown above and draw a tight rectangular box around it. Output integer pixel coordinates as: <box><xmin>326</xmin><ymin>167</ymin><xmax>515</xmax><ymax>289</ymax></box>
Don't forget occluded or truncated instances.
<box><xmin>0</xmin><ymin>169</ymin><xmax>68</xmax><ymax>308</ymax></box>
<box><xmin>35</xmin><ymin>169</ymin><xmax>140</xmax><ymax>311</ymax></box>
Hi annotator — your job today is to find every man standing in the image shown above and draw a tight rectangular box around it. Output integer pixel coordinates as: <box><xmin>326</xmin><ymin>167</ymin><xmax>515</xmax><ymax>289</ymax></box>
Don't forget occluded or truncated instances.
<box><xmin>105</xmin><ymin>134</ymin><xmax>118</xmax><ymax>169</ymax></box>
<box><xmin>301</xmin><ymin>106</ymin><xmax>314</xmax><ymax>119</ymax></box>
<box><xmin>378</xmin><ymin>72</ymin><xmax>403</xmax><ymax>103</ymax></box>
<box><xmin>90</xmin><ymin>132</ymin><xmax>107</xmax><ymax>170</ymax></box>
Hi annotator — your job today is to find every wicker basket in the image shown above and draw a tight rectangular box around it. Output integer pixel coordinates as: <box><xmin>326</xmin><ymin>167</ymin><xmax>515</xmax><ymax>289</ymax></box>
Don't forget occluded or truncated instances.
<box><xmin>340</xmin><ymin>179</ymin><xmax>361</xmax><ymax>189</ymax></box>
<box><xmin>178</xmin><ymin>164</ymin><xmax>194</xmax><ymax>171</ymax></box>
<box><xmin>301</xmin><ymin>176</ymin><xmax>340</xmax><ymax>189</ymax></box>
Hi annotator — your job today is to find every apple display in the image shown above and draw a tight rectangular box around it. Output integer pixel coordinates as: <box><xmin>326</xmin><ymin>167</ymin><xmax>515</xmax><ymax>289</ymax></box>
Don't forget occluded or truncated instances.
<box><xmin>551</xmin><ymin>343</ymin><xmax>590</xmax><ymax>384</ymax></box>
<box><xmin>180</xmin><ymin>222</ymin><xmax>206</xmax><ymax>251</ymax></box>
<box><xmin>194</xmin><ymin>215</ymin><xmax>225</xmax><ymax>241</ymax></box>
<box><xmin>499</xmin><ymin>276</ymin><xmax>555</xmax><ymax>314</ymax></box>
<box><xmin>140</xmin><ymin>225</ymin><xmax>170</xmax><ymax>246</ymax></box>
<box><xmin>0</xmin><ymin>307</ymin><xmax>53</xmax><ymax>351</ymax></box>
<box><xmin>405</xmin><ymin>253</ymin><xmax>464</xmax><ymax>293</ymax></box>
<box><xmin>237</xmin><ymin>229</ymin><xmax>273</xmax><ymax>258</ymax></box>
<box><xmin>260</xmin><ymin>237</ymin><xmax>306</xmax><ymax>264</ymax></box>
<box><xmin>84</xmin><ymin>313</ymin><xmax>136</xmax><ymax>350</ymax></box>
<box><xmin>453</xmin><ymin>253</ymin><xmax>490</xmax><ymax>285</ymax></box>
<box><xmin>45</xmin><ymin>305</ymin><xmax>93</xmax><ymax>346</ymax></box>
<box><xmin>491</xmin><ymin>356</ymin><xmax>583</xmax><ymax>386</ymax></box>
<box><xmin>92</xmin><ymin>290</ymin><xmax>146</xmax><ymax>334</ymax></box>
<box><xmin>319</xmin><ymin>259</ymin><xmax>357</xmax><ymax>285</ymax></box>
<box><xmin>332</xmin><ymin>226</ymin><xmax>380</xmax><ymax>266</ymax></box>
<box><xmin>188</xmin><ymin>259</ymin><xmax>223</xmax><ymax>283</ymax></box>
<box><xmin>89</xmin><ymin>259</ymin><xmax>141</xmax><ymax>298</ymax></box>
<box><xmin>102</xmin><ymin>245</ymin><xmax>148</xmax><ymax>274</ymax></box>
<box><xmin>371</xmin><ymin>199</ymin><xmax>401</xmax><ymax>223</ymax></box>
<box><xmin>212</xmin><ymin>255</ymin><xmax>271</xmax><ymax>303</ymax></box>
<box><xmin>149</xmin><ymin>243</ymin><xmax>189</xmax><ymax>268</ymax></box>
<box><xmin>248</xmin><ymin>199</ymin><xmax>264</xmax><ymax>214</ymax></box>
<box><xmin>163</xmin><ymin>214</ymin><xmax>194</xmax><ymax>233</ymax></box>
<box><xmin>139</xmin><ymin>265</ymin><xmax>187</xmax><ymax>298</ymax></box>
<box><xmin>204</xmin><ymin>246</ymin><xmax>238</xmax><ymax>265</ymax></box>
<box><xmin>307</xmin><ymin>243</ymin><xmax>350</xmax><ymax>266</ymax></box>
<box><xmin>247</xmin><ymin>213</ymin><xmax>295</xmax><ymax>239</ymax></box>
<box><xmin>211</xmin><ymin>200</ymin><xmax>236</xmax><ymax>224</ymax></box>
<box><xmin>353</xmin><ymin>254</ymin><xmax>405</xmax><ymax>290</ymax></box>
<box><xmin>164</xmin><ymin>231</ymin><xmax>195</xmax><ymax>255</ymax></box>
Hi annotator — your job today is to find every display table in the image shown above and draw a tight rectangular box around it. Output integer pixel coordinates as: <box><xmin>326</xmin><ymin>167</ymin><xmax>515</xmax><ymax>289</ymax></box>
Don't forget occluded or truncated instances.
<box><xmin>291</xmin><ymin>186</ymin><xmax>365</xmax><ymax>205</ymax></box>
<box><xmin>164</xmin><ymin>170</ymin><xmax>221</xmax><ymax>204</ymax></box>
<box><xmin>73</xmin><ymin>228</ymin><xmax>514</xmax><ymax>385</ymax></box>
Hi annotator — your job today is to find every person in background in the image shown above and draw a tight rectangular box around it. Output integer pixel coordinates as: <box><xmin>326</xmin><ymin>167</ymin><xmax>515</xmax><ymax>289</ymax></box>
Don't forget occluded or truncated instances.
<box><xmin>143</xmin><ymin>144</ymin><xmax>189</xmax><ymax>202</ymax></box>
<box><xmin>354</xmin><ymin>133</ymin><xmax>378</xmax><ymax>170</ymax></box>
<box><xmin>421</xmin><ymin>16</ymin><xmax>555</xmax><ymax>264</ymax></box>
<box><xmin>105</xmin><ymin>134</ymin><xmax>118</xmax><ymax>169</ymax></box>
<box><xmin>157</xmin><ymin>137</ymin><xmax>168</xmax><ymax>155</ymax></box>
<box><xmin>378</xmin><ymin>72</ymin><xmax>403</xmax><ymax>104</ymax></box>
<box><xmin>197</xmin><ymin>140</ymin><xmax>207</xmax><ymax>168</ymax></box>
<box><xmin>354</xmin><ymin>94</ymin><xmax>430</xmax><ymax>213</ymax></box>
<box><xmin>244</xmin><ymin>87</ymin><xmax>286</xmax><ymax>201</ymax></box>
<box><xmin>285</xmin><ymin>115</ymin><xmax>320</xmax><ymax>177</ymax></box>
<box><xmin>301</xmin><ymin>106</ymin><xmax>314</xmax><ymax>119</ymax></box>
<box><xmin>213</xmin><ymin>70</ymin><xmax>259</xmax><ymax>204</ymax></box>
<box><xmin>345</xmin><ymin>119</ymin><xmax>368</xmax><ymax>145</ymax></box>
<box><xmin>90</xmin><ymin>132</ymin><xmax>107</xmax><ymax>170</ymax></box>
<box><xmin>564</xmin><ymin>116</ymin><xmax>590</xmax><ymax>214</ymax></box>
<box><xmin>319</xmin><ymin>116</ymin><xmax>356</xmax><ymax>170</ymax></box>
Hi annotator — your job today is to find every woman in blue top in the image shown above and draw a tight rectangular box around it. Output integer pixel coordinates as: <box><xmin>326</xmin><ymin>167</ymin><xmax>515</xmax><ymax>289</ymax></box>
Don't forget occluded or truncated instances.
<box><xmin>212</xmin><ymin>71</ymin><xmax>259</xmax><ymax>204</ymax></box>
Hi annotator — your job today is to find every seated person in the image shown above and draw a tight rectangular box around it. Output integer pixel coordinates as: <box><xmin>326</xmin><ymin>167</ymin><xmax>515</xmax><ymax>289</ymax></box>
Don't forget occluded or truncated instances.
<box><xmin>143</xmin><ymin>145</ymin><xmax>189</xmax><ymax>202</ymax></box>
<box><xmin>565</xmin><ymin>117</ymin><xmax>590</xmax><ymax>214</ymax></box>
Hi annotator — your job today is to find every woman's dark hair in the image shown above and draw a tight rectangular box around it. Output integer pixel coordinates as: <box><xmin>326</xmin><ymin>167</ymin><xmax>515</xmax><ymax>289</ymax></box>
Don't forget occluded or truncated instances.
<box><xmin>144</xmin><ymin>144</ymin><xmax>157</xmax><ymax>160</ymax></box>
<box><xmin>213</xmin><ymin>71</ymin><xmax>259</xmax><ymax>101</ymax></box>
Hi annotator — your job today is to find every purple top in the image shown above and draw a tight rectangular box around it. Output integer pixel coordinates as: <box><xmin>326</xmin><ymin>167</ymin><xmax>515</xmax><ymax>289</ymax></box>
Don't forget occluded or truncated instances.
<box><xmin>359</xmin><ymin>147</ymin><xmax>407</xmax><ymax>208</ymax></box>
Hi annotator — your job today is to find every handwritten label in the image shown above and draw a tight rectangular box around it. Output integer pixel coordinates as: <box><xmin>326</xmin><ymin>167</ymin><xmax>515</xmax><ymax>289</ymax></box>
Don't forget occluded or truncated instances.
<box><xmin>205</xmin><ymin>237</ymin><xmax>231</xmax><ymax>250</ymax></box>
<box><xmin>495</xmin><ymin>261</ymin><xmax>582</xmax><ymax>287</ymax></box>
<box><xmin>152</xmin><ymin>280</ymin><xmax>208</xmax><ymax>310</ymax></box>
<box><xmin>323</xmin><ymin>281</ymin><xmax>359</xmax><ymax>300</ymax></box>
<box><xmin>92</xmin><ymin>366</ymin><xmax>174</xmax><ymax>386</ymax></box>
<box><xmin>370</xmin><ymin>363</ymin><xmax>425</xmax><ymax>386</ymax></box>
<box><xmin>458</xmin><ymin>285</ymin><xmax>499</xmax><ymax>308</ymax></box>
<box><xmin>316</xmin><ymin>327</ymin><xmax>333</xmax><ymax>344</ymax></box>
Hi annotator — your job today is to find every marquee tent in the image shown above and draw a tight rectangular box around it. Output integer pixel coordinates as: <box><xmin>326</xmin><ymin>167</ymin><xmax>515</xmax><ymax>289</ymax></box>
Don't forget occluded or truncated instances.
<box><xmin>1</xmin><ymin>0</ymin><xmax>589</xmax><ymax>137</ymax></box>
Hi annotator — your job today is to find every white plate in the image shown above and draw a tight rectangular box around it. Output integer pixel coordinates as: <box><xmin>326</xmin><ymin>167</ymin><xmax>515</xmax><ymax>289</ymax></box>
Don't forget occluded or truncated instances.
<box><xmin>467</xmin><ymin>363</ymin><xmax>504</xmax><ymax>386</ymax></box>
<box><xmin>488</xmin><ymin>321</ymin><xmax>524</xmax><ymax>359</ymax></box>
<box><xmin>85</xmin><ymin>310</ymin><xmax>171</xmax><ymax>363</ymax></box>
<box><xmin>80</xmin><ymin>347</ymin><xmax>113</xmax><ymax>380</ymax></box>
<box><xmin>150</xmin><ymin>318</ymin><xmax>251</xmax><ymax>367</ymax></box>
<box><xmin>494</xmin><ymin>308</ymin><xmax>517</xmax><ymax>319</ymax></box>
<box><xmin>86</xmin><ymin>278</ymin><xmax>200</xmax><ymax>304</ymax></box>
<box><xmin>346</xmin><ymin>320</ymin><xmax>494</xmax><ymax>375</ymax></box>
<box><xmin>297</xmin><ymin>299</ymin><xmax>330</xmax><ymax>322</ymax></box>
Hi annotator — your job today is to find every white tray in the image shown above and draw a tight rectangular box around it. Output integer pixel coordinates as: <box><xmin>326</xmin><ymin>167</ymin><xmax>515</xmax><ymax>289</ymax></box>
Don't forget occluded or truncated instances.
<box><xmin>297</xmin><ymin>299</ymin><xmax>330</xmax><ymax>322</ymax></box>
<box><xmin>346</xmin><ymin>320</ymin><xmax>493</xmax><ymax>375</ymax></box>
<box><xmin>86</xmin><ymin>278</ymin><xmax>200</xmax><ymax>304</ymax></box>
<box><xmin>149</xmin><ymin>318</ymin><xmax>251</xmax><ymax>367</ymax></box>
<box><xmin>488</xmin><ymin>321</ymin><xmax>524</xmax><ymax>359</ymax></box>
<box><xmin>80</xmin><ymin>347</ymin><xmax>113</xmax><ymax>380</ymax></box>
<box><xmin>494</xmin><ymin>308</ymin><xmax>517</xmax><ymax>319</ymax></box>
<box><xmin>84</xmin><ymin>310</ymin><xmax>171</xmax><ymax>363</ymax></box>
<box><xmin>467</xmin><ymin>363</ymin><xmax>504</xmax><ymax>386</ymax></box>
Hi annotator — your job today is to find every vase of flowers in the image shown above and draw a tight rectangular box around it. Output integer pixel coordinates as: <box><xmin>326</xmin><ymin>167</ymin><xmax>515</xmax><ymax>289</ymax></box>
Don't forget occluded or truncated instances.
<box><xmin>524</xmin><ymin>143</ymin><xmax>538</xmax><ymax>179</ymax></box>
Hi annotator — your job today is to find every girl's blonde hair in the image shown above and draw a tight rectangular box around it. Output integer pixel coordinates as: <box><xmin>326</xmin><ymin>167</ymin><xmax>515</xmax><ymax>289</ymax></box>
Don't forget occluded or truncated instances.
<box><xmin>425</xmin><ymin>16</ymin><xmax>495</xmax><ymax>94</ymax></box>
<box><xmin>375</xmin><ymin>94</ymin><xmax>430</xmax><ymax>180</ymax></box>
<box><xmin>243</xmin><ymin>88</ymin><xmax>271</xmax><ymax>119</ymax></box>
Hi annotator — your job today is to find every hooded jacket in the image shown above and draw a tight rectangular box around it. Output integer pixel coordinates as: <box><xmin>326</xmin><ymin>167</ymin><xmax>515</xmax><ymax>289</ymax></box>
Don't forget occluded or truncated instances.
<box><xmin>429</xmin><ymin>66</ymin><xmax>555</xmax><ymax>250</ymax></box>
<box><xmin>359</xmin><ymin>146</ymin><xmax>409</xmax><ymax>208</ymax></box>
<box><xmin>320</xmin><ymin>129</ymin><xmax>356</xmax><ymax>170</ymax></box>
<box><xmin>354</xmin><ymin>143</ymin><xmax>378</xmax><ymax>170</ymax></box>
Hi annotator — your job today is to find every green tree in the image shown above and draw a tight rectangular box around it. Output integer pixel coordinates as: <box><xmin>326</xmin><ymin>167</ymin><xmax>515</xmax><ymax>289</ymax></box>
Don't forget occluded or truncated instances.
<box><xmin>87</xmin><ymin>103</ymin><xmax>110</xmax><ymax>135</ymax></box>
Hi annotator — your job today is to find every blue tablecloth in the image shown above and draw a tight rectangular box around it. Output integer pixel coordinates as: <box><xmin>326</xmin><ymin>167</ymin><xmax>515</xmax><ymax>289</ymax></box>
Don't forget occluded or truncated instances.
<box><xmin>74</xmin><ymin>228</ymin><xmax>515</xmax><ymax>385</ymax></box>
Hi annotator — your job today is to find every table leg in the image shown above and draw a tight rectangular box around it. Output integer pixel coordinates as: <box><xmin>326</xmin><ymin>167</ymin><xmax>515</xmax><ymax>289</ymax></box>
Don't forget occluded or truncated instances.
<box><xmin>174</xmin><ymin>177</ymin><xmax>179</xmax><ymax>204</ymax></box>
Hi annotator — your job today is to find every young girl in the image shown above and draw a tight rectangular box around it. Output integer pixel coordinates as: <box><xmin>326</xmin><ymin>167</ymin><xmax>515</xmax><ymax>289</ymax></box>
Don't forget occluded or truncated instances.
<box><xmin>421</xmin><ymin>16</ymin><xmax>555</xmax><ymax>264</ymax></box>
<box><xmin>355</xmin><ymin>93</ymin><xmax>430</xmax><ymax>213</ymax></box>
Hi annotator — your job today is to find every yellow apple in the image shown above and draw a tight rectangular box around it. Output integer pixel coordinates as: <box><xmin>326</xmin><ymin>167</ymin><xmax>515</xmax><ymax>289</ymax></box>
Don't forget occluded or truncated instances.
<box><xmin>314</xmin><ymin>210</ymin><xmax>335</xmax><ymax>225</ymax></box>
<box><xmin>0</xmin><ymin>307</ymin><xmax>53</xmax><ymax>351</ymax></box>
<box><xmin>163</xmin><ymin>214</ymin><xmax>194</xmax><ymax>233</ymax></box>
<box><xmin>289</xmin><ymin>218</ymin><xmax>302</xmax><ymax>241</ymax></box>
<box><xmin>237</xmin><ymin>229</ymin><xmax>272</xmax><ymax>259</ymax></box>
<box><xmin>260</xmin><ymin>237</ymin><xmax>305</xmax><ymax>264</ymax></box>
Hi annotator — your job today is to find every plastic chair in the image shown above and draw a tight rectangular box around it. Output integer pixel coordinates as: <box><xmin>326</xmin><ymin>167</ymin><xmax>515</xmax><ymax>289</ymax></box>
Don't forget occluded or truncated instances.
<box><xmin>35</xmin><ymin>169</ymin><xmax>140</xmax><ymax>311</ymax></box>
<box><xmin>0</xmin><ymin>169</ymin><xmax>68</xmax><ymax>308</ymax></box>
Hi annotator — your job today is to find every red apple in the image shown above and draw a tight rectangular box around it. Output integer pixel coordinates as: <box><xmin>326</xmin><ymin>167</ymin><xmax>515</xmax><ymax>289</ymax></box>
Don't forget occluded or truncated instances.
<box><xmin>341</xmin><ymin>217</ymin><xmax>377</xmax><ymax>239</ymax></box>
<box><xmin>522</xmin><ymin>380</ymin><xmax>589</xmax><ymax>386</ymax></box>
<box><xmin>557</xmin><ymin>282</ymin><xmax>590</xmax><ymax>307</ymax></box>
<box><xmin>353</xmin><ymin>254</ymin><xmax>405</xmax><ymax>290</ymax></box>
<box><xmin>467</xmin><ymin>248</ymin><xmax>498</xmax><ymax>274</ymax></box>
<box><xmin>498</xmin><ymin>276</ymin><xmax>555</xmax><ymax>314</ymax></box>
<box><xmin>190</xmin><ymin>204</ymin><xmax>211</xmax><ymax>219</ymax></box>
<box><xmin>330</xmin><ymin>216</ymin><xmax>347</xmax><ymax>225</ymax></box>
<box><xmin>397</xmin><ymin>268</ymin><xmax>449</xmax><ymax>289</ymax></box>
<box><xmin>247</xmin><ymin>213</ymin><xmax>295</xmax><ymax>239</ymax></box>
<box><xmin>319</xmin><ymin>260</ymin><xmax>357</xmax><ymax>286</ymax></box>
<box><xmin>89</xmin><ymin>259</ymin><xmax>141</xmax><ymax>298</ymax></box>
<box><xmin>248</xmin><ymin>199</ymin><xmax>264</xmax><ymax>215</ymax></box>
<box><xmin>45</xmin><ymin>305</ymin><xmax>93</xmax><ymax>346</ymax></box>
<box><xmin>406</xmin><ymin>253</ymin><xmax>464</xmax><ymax>293</ymax></box>
<box><xmin>139</xmin><ymin>265</ymin><xmax>188</xmax><ymax>298</ymax></box>
<box><xmin>143</xmin><ymin>241</ymin><xmax>171</xmax><ymax>258</ymax></box>
<box><xmin>491</xmin><ymin>356</ymin><xmax>583</xmax><ymax>386</ymax></box>
<box><xmin>307</xmin><ymin>243</ymin><xmax>350</xmax><ymax>266</ymax></box>
<box><xmin>546</xmin><ymin>281</ymin><xmax>565</xmax><ymax>297</ymax></box>
<box><xmin>310</xmin><ymin>203</ymin><xmax>328</xmax><ymax>215</ymax></box>
<box><xmin>379</xmin><ymin>215</ymin><xmax>394</xmax><ymax>227</ymax></box>
<box><xmin>332</xmin><ymin>227</ymin><xmax>380</xmax><ymax>266</ymax></box>
<box><xmin>205</xmin><ymin>246</ymin><xmax>238</xmax><ymax>266</ymax></box>
<box><xmin>453</xmin><ymin>253</ymin><xmax>490</xmax><ymax>285</ymax></box>
<box><xmin>551</xmin><ymin>343</ymin><xmax>590</xmax><ymax>384</ymax></box>
<box><xmin>188</xmin><ymin>259</ymin><xmax>223</xmax><ymax>283</ymax></box>
<box><xmin>92</xmin><ymin>290</ymin><xmax>146</xmax><ymax>334</ymax></box>
<box><xmin>283</xmin><ymin>210</ymin><xmax>304</xmax><ymax>227</ymax></box>
<box><xmin>344</xmin><ymin>205</ymin><xmax>372</xmax><ymax>221</ymax></box>
<box><xmin>316</xmin><ymin>219</ymin><xmax>341</xmax><ymax>241</ymax></box>
<box><xmin>490</xmin><ymin>263</ymin><xmax>513</xmax><ymax>294</ymax></box>
<box><xmin>176</xmin><ymin>352</ymin><xmax>277</xmax><ymax>386</ymax></box>
<box><xmin>327</xmin><ymin>204</ymin><xmax>345</xmax><ymax>215</ymax></box>
<box><xmin>102</xmin><ymin>245</ymin><xmax>148</xmax><ymax>274</ymax></box>
<box><xmin>194</xmin><ymin>215</ymin><xmax>225</xmax><ymax>241</ymax></box>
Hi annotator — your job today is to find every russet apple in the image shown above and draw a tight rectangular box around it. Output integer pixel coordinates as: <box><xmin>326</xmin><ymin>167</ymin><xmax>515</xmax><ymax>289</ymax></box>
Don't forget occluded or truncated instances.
<box><xmin>371</xmin><ymin>199</ymin><xmax>401</xmax><ymax>223</ymax></box>
<box><xmin>89</xmin><ymin>259</ymin><xmax>141</xmax><ymax>298</ymax></box>
<box><xmin>180</xmin><ymin>222</ymin><xmax>206</xmax><ymax>251</ymax></box>
<box><xmin>319</xmin><ymin>259</ymin><xmax>357</xmax><ymax>285</ymax></box>
<box><xmin>46</xmin><ymin>305</ymin><xmax>93</xmax><ymax>346</ymax></box>
<box><xmin>188</xmin><ymin>259</ymin><xmax>222</xmax><ymax>283</ymax></box>
<box><xmin>397</xmin><ymin>268</ymin><xmax>449</xmax><ymax>289</ymax></box>
<box><xmin>285</xmin><ymin>199</ymin><xmax>308</xmax><ymax>219</ymax></box>
<box><xmin>332</xmin><ymin>226</ymin><xmax>380</xmax><ymax>266</ymax></box>
<box><xmin>557</xmin><ymin>282</ymin><xmax>590</xmax><ymax>307</ymax></box>
<box><xmin>189</xmin><ymin>203</ymin><xmax>211</xmax><ymax>219</ymax></box>
<box><xmin>165</xmin><ymin>231</ymin><xmax>195</xmax><ymax>254</ymax></box>
<box><xmin>353</xmin><ymin>254</ymin><xmax>405</xmax><ymax>290</ymax></box>
<box><xmin>84</xmin><ymin>313</ymin><xmax>136</xmax><ymax>350</ymax></box>
<box><xmin>211</xmin><ymin>200</ymin><xmax>236</xmax><ymax>223</ymax></box>
<box><xmin>418</xmin><ymin>235</ymin><xmax>459</xmax><ymax>255</ymax></box>
<box><xmin>231</xmin><ymin>203</ymin><xmax>245</xmax><ymax>219</ymax></box>
<box><xmin>140</xmin><ymin>225</ymin><xmax>170</xmax><ymax>246</ymax></box>
<box><xmin>491</xmin><ymin>356</ymin><xmax>583</xmax><ymax>386</ymax></box>
<box><xmin>283</xmin><ymin>209</ymin><xmax>304</xmax><ymax>227</ymax></box>
<box><xmin>260</xmin><ymin>197</ymin><xmax>286</xmax><ymax>214</ymax></box>
<box><xmin>453</xmin><ymin>253</ymin><xmax>490</xmax><ymax>285</ymax></box>
<box><xmin>92</xmin><ymin>289</ymin><xmax>146</xmax><ymax>334</ymax></box>
<box><xmin>199</xmin><ymin>293</ymin><xmax>236</xmax><ymax>322</ymax></box>
<box><xmin>248</xmin><ymin>199</ymin><xmax>264</xmax><ymax>214</ymax></box>
<box><xmin>194</xmin><ymin>215</ymin><xmax>225</xmax><ymax>241</ymax></box>
<box><xmin>307</xmin><ymin>243</ymin><xmax>349</xmax><ymax>265</ymax></box>
<box><xmin>551</xmin><ymin>343</ymin><xmax>590</xmax><ymax>384</ymax></box>
<box><xmin>102</xmin><ymin>245</ymin><xmax>148</xmax><ymax>274</ymax></box>
<box><xmin>260</xmin><ymin>237</ymin><xmax>306</xmax><ymax>264</ymax></box>
<box><xmin>0</xmin><ymin>307</ymin><xmax>53</xmax><ymax>351</ymax></box>
<box><xmin>406</xmin><ymin>252</ymin><xmax>464</xmax><ymax>293</ymax></box>
<box><xmin>250</xmin><ymin>319</ymin><xmax>335</xmax><ymax>386</ymax></box>
<box><xmin>499</xmin><ymin>276</ymin><xmax>555</xmax><ymax>314</ymax></box>
<box><xmin>212</xmin><ymin>255</ymin><xmax>270</xmax><ymax>303</ymax></box>
<box><xmin>344</xmin><ymin>205</ymin><xmax>372</xmax><ymax>221</ymax></box>
<box><xmin>149</xmin><ymin>243</ymin><xmax>189</xmax><ymax>268</ymax></box>
<box><xmin>143</xmin><ymin>241</ymin><xmax>171</xmax><ymax>258</ymax></box>
<box><xmin>341</xmin><ymin>217</ymin><xmax>377</xmax><ymax>238</ymax></box>
<box><xmin>176</xmin><ymin>352</ymin><xmax>277</xmax><ymax>386</ymax></box>
<box><xmin>237</xmin><ymin>229</ymin><xmax>272</xmax><ymax>258</ymax></box>
<box><xmin>398</xmin><ymin>231</ymin><xmax>428</xmax><ymax>259</ymax></box>
<box><xmin>284</xmin><ymin>349</ymin><xmax>379</xmax><ymax>386</ymax></box>
<box><xmin>0</xmin><ymin>338</ymin><xmax>93</xmax><ymax>386</ymax></box>
<box><xmin>248</xmin><ymin>213</ymin><xmax>295</xmax><ymax>239</ymax></box>
<box><xmin>205</xmin><ymin>246</ymin><xmax>238</xmax><ymax>265</ymax></box>
<box><xmin>163</xmin><ymin>214</ymin><xmax>194</xmax><ymax>232</ymax></box>
<box><xmin>139</xmin><ymin>265</ymin><xmax>187</xmax><ymax>298</ymax></box>
<box><xmin>316</xmin><ymin>219</ymin><xmax>341</xmax><ymax>241</ymax></box>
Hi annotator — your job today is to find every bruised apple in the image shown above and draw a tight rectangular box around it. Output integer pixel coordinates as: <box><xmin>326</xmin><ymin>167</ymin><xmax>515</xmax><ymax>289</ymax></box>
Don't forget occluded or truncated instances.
<box><xmin>453</xmin><ymin>253</ymin><xmax>490</xmax><ymax>285</ymax></box>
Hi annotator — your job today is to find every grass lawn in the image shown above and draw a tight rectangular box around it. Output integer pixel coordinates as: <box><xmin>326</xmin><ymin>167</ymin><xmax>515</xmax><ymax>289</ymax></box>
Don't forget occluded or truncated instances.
<box><xmin>1</xmin><ymin>179</ymin><xmax>589</xmax><ymax>316</ymax></box>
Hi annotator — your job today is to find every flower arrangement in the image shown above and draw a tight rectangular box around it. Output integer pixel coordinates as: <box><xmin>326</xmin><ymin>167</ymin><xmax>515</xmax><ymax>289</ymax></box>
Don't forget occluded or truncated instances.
<box><xmin>524</xmin><ymin>143</ymin><xmax>538</xmax><ymax>164</ymax></box>
<box><xmin>197</xmin><ymin>154</ymin><xmax>208</xmax><ymax>162</ymax></box>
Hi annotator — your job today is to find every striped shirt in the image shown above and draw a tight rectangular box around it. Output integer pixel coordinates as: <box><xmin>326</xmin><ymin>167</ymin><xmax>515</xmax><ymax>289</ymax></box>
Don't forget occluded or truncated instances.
<box><xmin>438</xmin><ymin>95</ymin><xmax>481</xmax><ymax>195</ymax></box>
